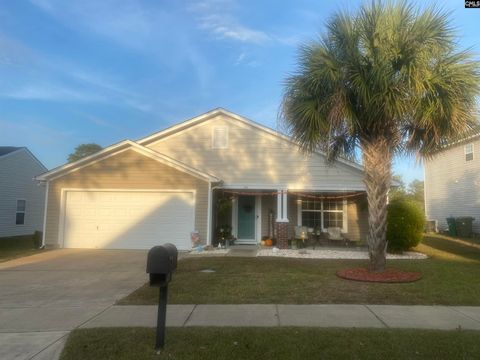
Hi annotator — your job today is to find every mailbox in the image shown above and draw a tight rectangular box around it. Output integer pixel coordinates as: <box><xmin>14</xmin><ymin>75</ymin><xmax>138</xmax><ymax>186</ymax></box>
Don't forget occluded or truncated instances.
<box><xmin>146</xmin><ymin>243</ymin><xmax>178</xmax><ymax>351</ymax></box>
<box><xmin>146</xmin><ymin>243</ymin><xmax>178</xmax><ymax>287</ymax></box>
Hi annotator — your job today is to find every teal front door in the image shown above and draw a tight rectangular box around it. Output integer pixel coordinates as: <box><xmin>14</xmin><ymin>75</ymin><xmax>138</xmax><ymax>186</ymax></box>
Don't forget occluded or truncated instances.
<box><xmin>237</xmin><ymin>195</ymin><xmax>256</xmax><ymax>241</ymax></box>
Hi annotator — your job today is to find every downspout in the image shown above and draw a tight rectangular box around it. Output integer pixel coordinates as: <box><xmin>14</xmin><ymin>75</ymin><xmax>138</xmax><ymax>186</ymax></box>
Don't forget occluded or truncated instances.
<box><xmin>207</xmin><ymin>182</ymin><xmax>223</xmax><ymax>246</ymax></box>
<box><xmin>36</xmin><ymin>178</ymin><xmax>49</xmax><ymax>249</ymax></box>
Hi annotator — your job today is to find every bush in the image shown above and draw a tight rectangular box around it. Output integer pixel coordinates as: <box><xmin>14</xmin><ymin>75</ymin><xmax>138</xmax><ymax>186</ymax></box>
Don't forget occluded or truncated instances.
<box><xmin>387</xmin><ymin>198</ymin><xmax>424</xmax><ymax>252</ymax></box>
<box><xmin>33</xmin><ymin>231</ymin><xmax>43</xmax><ymax>248</ymax></box>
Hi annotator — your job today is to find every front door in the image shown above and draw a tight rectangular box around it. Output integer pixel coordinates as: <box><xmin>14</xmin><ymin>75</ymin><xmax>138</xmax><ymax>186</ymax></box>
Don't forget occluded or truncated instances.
<box><xmin>237</xmin><ymin>195</ymin><xmax>256</xmax><ymax>243</ymax></box>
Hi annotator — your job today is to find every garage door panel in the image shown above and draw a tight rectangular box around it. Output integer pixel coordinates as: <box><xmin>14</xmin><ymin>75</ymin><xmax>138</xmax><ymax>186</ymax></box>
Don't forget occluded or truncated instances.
<box><xmin>63</xmin><ymin>191</ymin><xmax>194</xmax><ymax>250</ymax></box>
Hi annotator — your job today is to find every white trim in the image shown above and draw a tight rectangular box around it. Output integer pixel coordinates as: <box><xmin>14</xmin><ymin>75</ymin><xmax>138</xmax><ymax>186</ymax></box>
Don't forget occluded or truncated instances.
<box><xmin>255</xmin><ymin>195</ymin><xmax>262</xmax><ymax>243</ymax></box>
<box><xmin>299</xmin><ymin>198</ymin><xmax>348</xmax><ymax>232</ymax></box>
<box><xmin>297</xmin><ymin>199</ymin><xmax>302</xmax><ymax>226</ymax></box>
<box><xmin>15</xmin><ymin>198</ymin><xmax>26</xmax><ymax>226</ymax></box>
<box><xmin>36</xmin><ymin>140</ymin><xmax>220</xmax><ymax>183</ymax></box>
<box><xmin>342</xmin><ymin>199</ymin><xmax>348</xmax><ymax>233</ymax></box>
<box><xmin>136</xmin><ymin>108</ymin><xmax>364</xmax><ymax>172</ymax></box>
<box><xmin>231</xmin><ymin>196</ymin><xmax>238</xmax><ymax>238</ymax></box>
<box><xmin>464</xmin><ymin>143</ymin><xmax>474</xmax><ymax>161</ymax></box>
<box><xmin>41</xmin><ymin>181</ymin><xmax>49</xmax><ymax>248</ymax></box>
<box><xmin>276</xmin><ymin>190</ymin><xmax>282</xmax><ymax>222</ymax></box>
<box><xmin>220</xmin><ymin>184</ymin><xmax>367</xmax><ymax>191</ymax></box>
<box><xmin>207</xmin><ymin>183</ymin><xmax>213</xmax><ymax>246</ymax></box>
<box><xmin>282</xmin><ymin>190</ymin><xmax>288</xmax><ymax>221</ymax></box>
<box><xmin>58</xmin><ymin>188</ymin><xmax>196</xmax><ymax>248</ymax></box>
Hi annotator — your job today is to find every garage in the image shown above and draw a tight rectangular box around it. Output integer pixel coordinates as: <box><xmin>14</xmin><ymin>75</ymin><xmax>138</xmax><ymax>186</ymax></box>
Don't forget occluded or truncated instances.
<box><xmin>61</xmin><ymin>190</ymin><xmax>195</xmax><ymax>250</ymax></box>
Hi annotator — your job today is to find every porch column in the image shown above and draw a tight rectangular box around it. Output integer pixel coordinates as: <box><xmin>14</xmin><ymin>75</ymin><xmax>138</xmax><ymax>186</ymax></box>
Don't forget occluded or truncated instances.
<box><xmin>275</xmin><ymin>189</ymin><xmax>289</xmax><ymax>249</ymax></box>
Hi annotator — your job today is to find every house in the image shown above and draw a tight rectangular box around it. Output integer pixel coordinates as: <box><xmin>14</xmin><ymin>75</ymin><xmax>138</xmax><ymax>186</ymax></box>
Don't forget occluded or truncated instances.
<box><xmin>36</xmin><ymin>108</ymin><xmax>368</xmax><ymax>250</ymax></box>
<box><xmin>424</xmin><ymin>133</ymin><xmax>480</xmax><ymax>234</ymax></box>
<box><xmin>0</xmin><ymin>147</ymin><xmax>47</xmax><ymax>238</ymax></box>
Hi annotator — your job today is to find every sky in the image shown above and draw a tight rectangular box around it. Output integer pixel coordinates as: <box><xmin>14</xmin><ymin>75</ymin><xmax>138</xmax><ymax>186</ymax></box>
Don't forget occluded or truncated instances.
<box><xmin>0</xmin><ymin>0</ymin><xmax>478</xmax><ymax>184</ymax></box>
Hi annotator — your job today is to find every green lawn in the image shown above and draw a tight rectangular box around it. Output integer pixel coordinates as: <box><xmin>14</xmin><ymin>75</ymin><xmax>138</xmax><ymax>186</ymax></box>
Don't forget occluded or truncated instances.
<box><xmin>60</xmin><ymin>327</ymin><xmax>480</xmax><ymax>360</ymax></box>
<box><xmin>0</xmin><ymin>234</ymin><xmax>44</xmax><ymax>263</ymax></box>
<box><xmin>119</xmin><ymin>234</ymin><xmax>480</xmax><ymax>305</ymax></box>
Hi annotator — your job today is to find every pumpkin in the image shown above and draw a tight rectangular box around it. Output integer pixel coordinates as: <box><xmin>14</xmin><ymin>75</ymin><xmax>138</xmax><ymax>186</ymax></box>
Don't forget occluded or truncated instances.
<box><xmin>265</xmin><ymin>239</ymin><xmax>273</xmax><ymax>246</ymax></box>
<box><xmin>260</xmin><ymin>240</ymin><xmax>266</xmax><ymax>246</ymax></box>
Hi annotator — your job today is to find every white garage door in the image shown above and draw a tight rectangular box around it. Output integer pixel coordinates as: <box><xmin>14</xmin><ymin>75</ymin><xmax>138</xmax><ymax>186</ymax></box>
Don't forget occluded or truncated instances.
<box><xmin>62</xmin><ymin>190</ymin><xmax>194</xmax><ymax>250</ymax></box>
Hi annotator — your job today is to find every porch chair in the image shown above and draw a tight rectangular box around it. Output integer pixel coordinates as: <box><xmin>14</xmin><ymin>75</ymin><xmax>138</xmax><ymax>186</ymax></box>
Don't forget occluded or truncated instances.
<box><xmin>293</xmin><ymin>226</ymin><xmax>309</xmax><ymax>249</ymax></box>
<box><xmin>325</xmin><ymin>227</ymin><xmax>350</xmax><ymax>246</ymax></box>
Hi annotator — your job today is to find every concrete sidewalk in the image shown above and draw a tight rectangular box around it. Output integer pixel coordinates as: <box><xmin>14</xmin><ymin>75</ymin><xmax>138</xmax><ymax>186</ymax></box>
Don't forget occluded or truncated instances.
<box><xmin>81</xmin><ymin>304</ymin><xmax>480</xmax><ymax>330</ymax></box>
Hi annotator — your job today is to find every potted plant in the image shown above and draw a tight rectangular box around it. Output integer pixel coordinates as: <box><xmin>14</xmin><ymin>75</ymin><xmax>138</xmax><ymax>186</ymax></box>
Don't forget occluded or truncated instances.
<box><xmin>216</xmin><ymin>225</ymin><xmax>234</xmax><ymax>248</ymax></box>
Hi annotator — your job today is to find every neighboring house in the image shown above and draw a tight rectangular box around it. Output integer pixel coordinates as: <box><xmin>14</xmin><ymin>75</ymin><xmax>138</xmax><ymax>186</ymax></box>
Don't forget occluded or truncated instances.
<box><xmin>36</xmin><ymin>109</ymin><xmax>368</xmax><ymax>250</ymax></box>
<box><xmin>424</xmin><ymin>133</ymin><xmax>480</xmax><ymax>233</ymax></box>
<box><xmin>0</xmin><ymin>147</ymin><xmax>47</xmax><ymax>238</ymax></box>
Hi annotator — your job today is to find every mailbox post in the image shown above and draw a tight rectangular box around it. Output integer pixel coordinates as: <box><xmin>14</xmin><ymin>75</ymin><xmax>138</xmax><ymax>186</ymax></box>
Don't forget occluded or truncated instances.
<box><xmin>146</xmin><ymin>243</ymin><xmax>178</xmax><ymax>351</ymax></box>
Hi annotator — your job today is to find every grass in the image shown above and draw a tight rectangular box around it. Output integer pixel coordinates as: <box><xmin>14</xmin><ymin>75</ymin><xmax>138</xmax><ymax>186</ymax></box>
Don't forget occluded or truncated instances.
<box><xmin>119</xmin><ymin>234</ymin><xmax>480</xmax><ymax>305</ymax></box>
<box><xmin>0</xmin><ymin>234</ymin><xmax>44</xmax><ymax>263</ymax></box>
<box><xmin>60</xmin><ymin>327</ymin><xmax>480</xmax><ymax>360</ymax></box>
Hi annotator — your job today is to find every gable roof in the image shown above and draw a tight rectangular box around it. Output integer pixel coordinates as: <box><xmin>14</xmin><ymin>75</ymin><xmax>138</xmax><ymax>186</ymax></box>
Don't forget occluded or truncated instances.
<box><xmin>138</xmin><ymin>108</ymin><xmax>364</xmax><ymax>172</ymax></box>
<box><xmin>0</xmin><ymin>146</ymin><xmax>22</xmax><ymax>157</ymax></box>
<box><xmin>0</xmin><ymin>146</ymin><xmax>47</xmax><ymax>171</ymax></box>
<box><xmin>35</xmin><ymin>140</ymin><xmax>221</xmax><ymax>182</ymax></box>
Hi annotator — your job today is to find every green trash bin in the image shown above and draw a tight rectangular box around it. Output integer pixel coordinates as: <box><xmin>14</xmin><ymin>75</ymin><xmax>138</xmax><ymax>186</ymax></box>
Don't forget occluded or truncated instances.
<box><xmin>446</xmin><ymin>217</ymin><xmax>457</xmax><ymax>236</ymax></box>
<box><xmin>455</xmin><ymin>217</ymin><xmax>475</xmax><ymax>237</ymax></box>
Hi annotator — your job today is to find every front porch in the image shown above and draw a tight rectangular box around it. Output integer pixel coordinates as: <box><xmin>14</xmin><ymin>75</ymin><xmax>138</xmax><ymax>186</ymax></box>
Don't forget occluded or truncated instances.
<box><xmin>211</xmin><ymin>188</ymin><xmax>369</xmax><ymax>249</ymax></box>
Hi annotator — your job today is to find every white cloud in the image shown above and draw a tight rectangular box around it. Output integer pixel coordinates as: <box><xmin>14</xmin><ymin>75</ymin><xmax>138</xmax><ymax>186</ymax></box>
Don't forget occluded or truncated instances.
<box><xmin>1</xmin><ymin>84</ymin><xmax>102</xmax><ymax>102</ymax></box>
<box><xmin>198</xmin><ymin>14</ymin><xmax>270</xmax><ymax>43</ymax></box>
<box><xmin>189</xmin><ymin>0</ymin><xmax>270</xmax><ymax>44</ymax></box>
<box><xmin>29</xmin><ymin>0</ymin><xmax>214</xmax><ymax>94</ymax></box>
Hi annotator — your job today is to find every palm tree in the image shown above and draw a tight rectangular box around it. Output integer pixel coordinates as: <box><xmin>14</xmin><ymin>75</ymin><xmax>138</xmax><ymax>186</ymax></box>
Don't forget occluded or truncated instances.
<box><xmin>281</xmin><ymin>1</ymin><xmax>480</xmax><ymax>271</ymax></box>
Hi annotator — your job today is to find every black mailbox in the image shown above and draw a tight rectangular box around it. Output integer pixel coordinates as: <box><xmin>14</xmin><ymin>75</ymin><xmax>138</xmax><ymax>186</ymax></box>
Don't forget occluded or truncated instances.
<box><xmin>146</xmin><ymin>243</ymin><xmax>178</xmax><ymax>287</ymax></box>
<box><xmin>146</xmin><ymin>243</ymin><xmax>178</xmax><ymax>352</ymax></box>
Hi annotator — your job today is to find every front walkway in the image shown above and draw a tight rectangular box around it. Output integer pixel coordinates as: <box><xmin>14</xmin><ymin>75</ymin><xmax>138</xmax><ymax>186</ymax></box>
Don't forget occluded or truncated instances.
<box><xmin>82</xmin><ymin>304</ymin><xmax>480</xmax><ymax>330</ymax></box>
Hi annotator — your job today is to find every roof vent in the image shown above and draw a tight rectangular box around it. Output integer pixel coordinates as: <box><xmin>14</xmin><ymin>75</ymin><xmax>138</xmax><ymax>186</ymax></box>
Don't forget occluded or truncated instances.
<box><xmin>212</xmin><ymin>126</ymin><xmax>228</xmax><ymax>149</ymax></box>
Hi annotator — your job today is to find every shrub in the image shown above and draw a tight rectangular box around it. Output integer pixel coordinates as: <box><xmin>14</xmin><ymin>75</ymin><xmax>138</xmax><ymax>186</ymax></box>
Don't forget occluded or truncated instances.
<box><xmin>387</xmin><ymin>198</ymin><xmax>424</xmax><ymax>252</ymax></box>
<box><xmin>33</xmin><ymin>231</ymin><xmax>43</xmax><ymax>248</ymax></box>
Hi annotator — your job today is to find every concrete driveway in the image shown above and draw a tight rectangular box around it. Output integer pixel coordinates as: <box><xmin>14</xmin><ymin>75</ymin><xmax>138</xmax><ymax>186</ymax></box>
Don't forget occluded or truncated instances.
<box><xmin>0</xmin><ymin>249</ymin><xmax>148</xmax><ymax>360</ymax></box>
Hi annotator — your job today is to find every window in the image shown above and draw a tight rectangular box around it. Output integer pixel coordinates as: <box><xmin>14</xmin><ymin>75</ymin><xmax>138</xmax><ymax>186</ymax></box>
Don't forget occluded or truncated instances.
<box><xmin>212</xmin><ymin>126</ymin><xmax>228</xmax><ymax>149</ymax></box>
<box><xmin>16</xmin><ymin>200</ymin><xmax>26</xmax><ymax>225</ymax></box>
<box><xmin>465</xmin><ymin>143</ymin><xmax>474</xmax><ymax>161</ymax></box>
<box><xmin>300</xmin><ymin>199</ymin><xmax>344</xmax><ymax>230</ymax></box>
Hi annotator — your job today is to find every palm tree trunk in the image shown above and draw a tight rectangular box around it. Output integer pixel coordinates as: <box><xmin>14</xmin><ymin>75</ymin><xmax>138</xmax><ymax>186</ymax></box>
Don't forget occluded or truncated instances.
<box><xmin>362</xmin><ymin>138</ymin><xmax>392</xmax><ymax>272</ymax></box>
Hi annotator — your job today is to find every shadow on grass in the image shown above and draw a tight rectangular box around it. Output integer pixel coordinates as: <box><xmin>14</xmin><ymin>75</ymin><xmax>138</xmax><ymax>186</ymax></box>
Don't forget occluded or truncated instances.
<box><xmin>421</xmin><ymin>235</ymin><xmax>480</xmax><ymax>263</ymax></box>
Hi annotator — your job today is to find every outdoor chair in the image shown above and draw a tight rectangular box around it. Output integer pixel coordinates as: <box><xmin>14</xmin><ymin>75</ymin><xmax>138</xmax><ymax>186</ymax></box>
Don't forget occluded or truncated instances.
<box><xmin>325</xmin><ymin>227</ymin><xmax>350</xmax><ymax>246</ymax></box>
<box><xmin>293</xmin><ymin>226</ymin><xmax>309</xmax><ymax>248</ymax></box>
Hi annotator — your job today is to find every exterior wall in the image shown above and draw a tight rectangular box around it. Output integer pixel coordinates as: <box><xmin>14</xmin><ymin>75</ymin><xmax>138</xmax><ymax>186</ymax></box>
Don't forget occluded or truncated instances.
<box><xmin>0</xmin><ymin>149</ymin><xmax>46</xmax><ymax>237</ymax></box>
<box><xmin>257</xmin><ymin>193</ymin><xmax>368</xmax><ymax>242</ymax></box>
<box><xmin>145</xmin><ymin>114</ymin><xmax>365</xmax><ymax>191</ymax></box>
<box><xmin>425</xmin><ymin>137</ymin><xmax>480</xmax><ymax>233</ymax></box>
<box><xmin>44</xmin><ymin>149</ymin><xmax>209</xmax><ymax>247</ymax></box>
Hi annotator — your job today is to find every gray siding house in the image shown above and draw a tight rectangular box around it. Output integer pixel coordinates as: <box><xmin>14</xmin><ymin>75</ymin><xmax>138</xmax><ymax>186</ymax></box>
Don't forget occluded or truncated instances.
<box><xmin>424</xmin><ymin>134</ymin><xmax>480</xmax><ymax>233</ymax></box>
<box><xmin>0</xmin><ymin>147</ymin><xmax>47</xmax><ymax>238</ymax></box>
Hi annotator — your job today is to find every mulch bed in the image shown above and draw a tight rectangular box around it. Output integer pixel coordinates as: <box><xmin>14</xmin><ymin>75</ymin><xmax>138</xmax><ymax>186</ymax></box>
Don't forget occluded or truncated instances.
<box><xmin>336</xmin><ymin>267</ymin><xmax>422</xmax><ymax>283</ymax></box>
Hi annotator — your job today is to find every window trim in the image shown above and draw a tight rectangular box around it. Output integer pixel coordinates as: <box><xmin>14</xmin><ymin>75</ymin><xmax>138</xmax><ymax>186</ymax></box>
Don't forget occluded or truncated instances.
<box><xmin>15</xmin><ymin>199</ymin><xmax>26</xmax><ymax>226</ymax></box>
<box><xmin>298</xmin><ymin>198</ymin><xmax>347</xmax><ymax>232</ymax></box>
<box><xmin>212</xmin><ymin>126</ymin><xmax>229</xmax><ymax>149</ymax></box>
<box><xmin>465</xmin><ymin>143</ymin><xmax>474</xmax><ymax>162</ymax></box>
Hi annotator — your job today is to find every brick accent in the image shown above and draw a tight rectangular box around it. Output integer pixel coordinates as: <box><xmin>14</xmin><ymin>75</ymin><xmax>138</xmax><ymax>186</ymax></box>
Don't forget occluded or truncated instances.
<box><xmin>276</xmin><ymin>222</ymin><xmax>289</xmax><ymax>249</ymax></box>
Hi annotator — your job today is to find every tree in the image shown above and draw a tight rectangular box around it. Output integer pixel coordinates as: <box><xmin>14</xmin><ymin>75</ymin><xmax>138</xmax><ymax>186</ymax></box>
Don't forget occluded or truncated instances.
<box><xmin>281</xmin><ymin>1</ymin><xmax>480</xmax><ymax>271</ymax></box>
<box><xmin>68</xmin><ymin>143</ymin><xmax>103</xmax><ymax>163</ymax></box>
<box><xmin>389</xmin><ymin>174</ymin><xmax>406</xmax><ymax>201</ymax></box>
<box><xmin>408</xmin><ymin>179</ymin><xmax>424</xmax><ymax>207</ymax></box>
